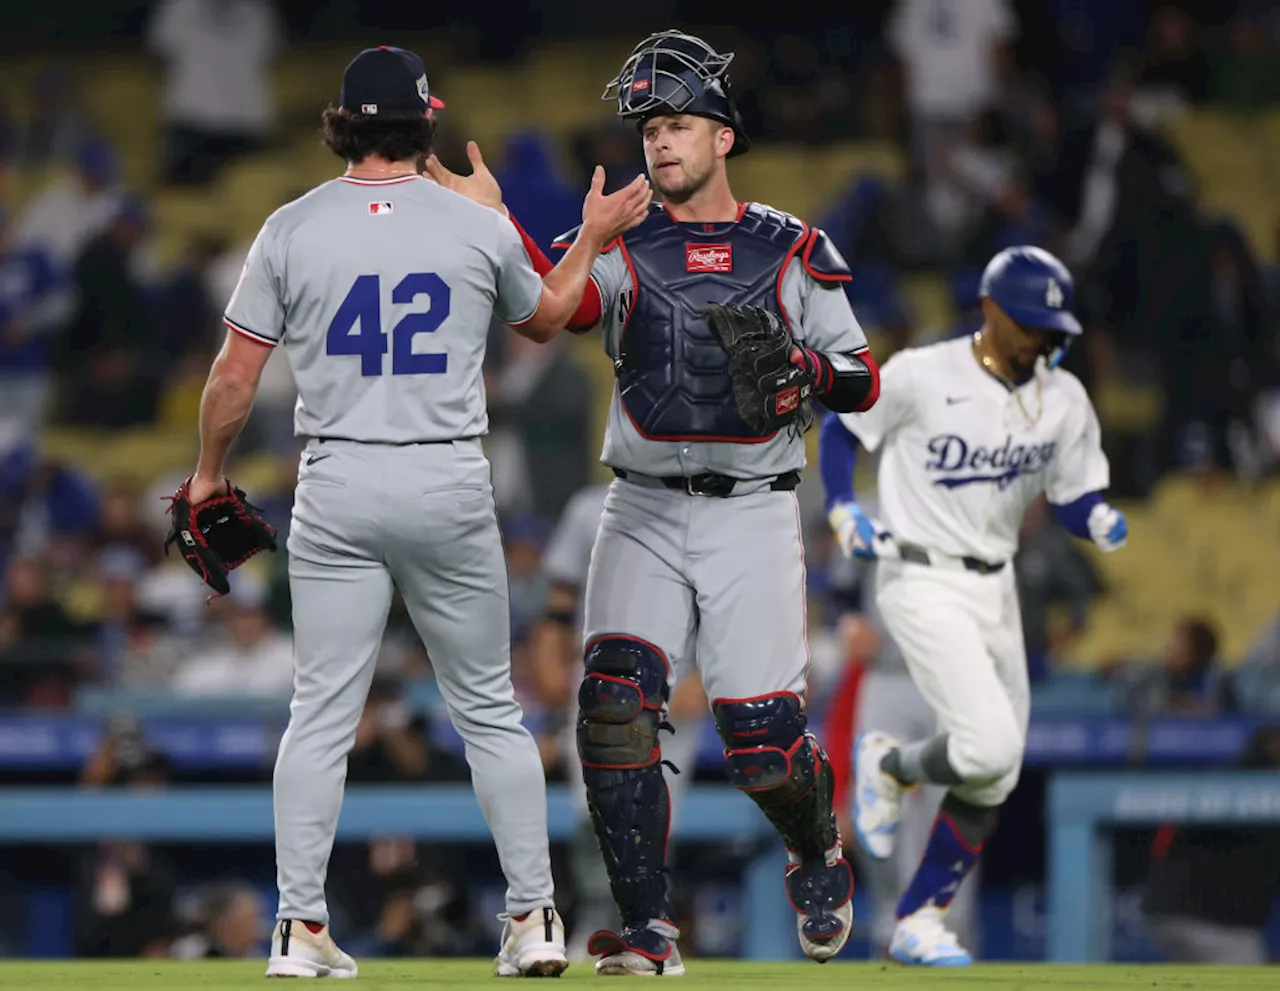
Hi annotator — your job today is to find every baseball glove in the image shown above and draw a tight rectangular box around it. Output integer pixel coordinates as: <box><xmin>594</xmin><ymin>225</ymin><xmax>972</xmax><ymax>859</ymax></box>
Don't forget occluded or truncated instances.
<box><xmin>163</xmin><ymin>477</ymin><xmax>278</xmax><ymax>597</ymax></box>
<box><xmin>703</xmin><ymin>302</ymin><xmax>812</xmax><ymax>434</ymax></box>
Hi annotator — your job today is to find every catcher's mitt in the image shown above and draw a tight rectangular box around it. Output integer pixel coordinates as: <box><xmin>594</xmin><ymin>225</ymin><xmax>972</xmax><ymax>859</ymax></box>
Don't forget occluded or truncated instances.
<box><xmin>163</xmin><ymin>477</ymin><xmax>278</xmax><ymax>597</ymax></box>
<box><xmin>703</xmin><ymin>302</ymin><xmax>813</xmax><ymax>434</ymax></box>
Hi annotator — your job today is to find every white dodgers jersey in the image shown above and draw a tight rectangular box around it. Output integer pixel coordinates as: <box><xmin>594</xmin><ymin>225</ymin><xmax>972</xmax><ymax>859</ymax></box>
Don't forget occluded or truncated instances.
<box><xmin>839</xmin><ymin>336</ymin><xmax>1109</xmax><ymax>563</ymax></box>
<box><xmin>224</xmin><ymin>175</ymin><xmax>543</xmax><ymax>444</ymax></box>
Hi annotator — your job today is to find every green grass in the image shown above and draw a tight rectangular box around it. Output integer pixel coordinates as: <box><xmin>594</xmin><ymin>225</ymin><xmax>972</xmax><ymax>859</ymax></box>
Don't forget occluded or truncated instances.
<box><xmin>0</xmin><ymin>960</ymin><xmax>1273</xmax><ymax>990</ymax></box>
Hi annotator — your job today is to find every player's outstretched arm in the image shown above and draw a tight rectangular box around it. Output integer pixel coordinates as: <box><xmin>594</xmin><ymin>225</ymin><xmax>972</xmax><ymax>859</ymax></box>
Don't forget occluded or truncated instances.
<box><xmin>189</xmin><ymin>329</ymin><xmax>272</xmax><ymax>504</ymax></box>
<box><xmin>516</xmin><ymin>165</ymin><xmax>650</xmax><ymax>342</ymax></box>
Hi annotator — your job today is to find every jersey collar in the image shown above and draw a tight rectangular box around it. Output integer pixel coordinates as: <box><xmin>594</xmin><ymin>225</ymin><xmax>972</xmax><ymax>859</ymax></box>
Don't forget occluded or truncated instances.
<box><xmin>338</xmin><ymin>174</ymin><xmax>424</xmax><ymax>186</ymax></box>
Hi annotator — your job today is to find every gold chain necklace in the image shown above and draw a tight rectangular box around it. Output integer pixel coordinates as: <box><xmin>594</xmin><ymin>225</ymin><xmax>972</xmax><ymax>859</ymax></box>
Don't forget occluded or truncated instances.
<box><xmin>973</xmin><ymin>332</ymin><xmax>1043</xmax><ymax>426</ymax></box>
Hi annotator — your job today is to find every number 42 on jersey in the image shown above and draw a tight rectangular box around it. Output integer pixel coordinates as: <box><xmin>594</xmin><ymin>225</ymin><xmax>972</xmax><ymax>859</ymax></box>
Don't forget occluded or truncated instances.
<box><xmin>326</xmin><ymin>272</ymin><xmax>451</xmax><ymax>376</ymax></box>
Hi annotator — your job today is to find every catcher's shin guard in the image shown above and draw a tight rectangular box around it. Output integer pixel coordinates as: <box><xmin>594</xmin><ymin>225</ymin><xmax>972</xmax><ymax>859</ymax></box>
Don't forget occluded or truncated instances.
<box><xmin>713</xmin><ymin>692</ymin><xmax>841</xmax><ymax>859</ymax></box>
<box><xmin>714</xmin><ymin>693</ymin><xmax>853</xmax><ymax>943</ymax></box>
<box><xmin>577</xmin><ymin>636</ymin><xmax>675</xmax><ymax>926</ymax></box>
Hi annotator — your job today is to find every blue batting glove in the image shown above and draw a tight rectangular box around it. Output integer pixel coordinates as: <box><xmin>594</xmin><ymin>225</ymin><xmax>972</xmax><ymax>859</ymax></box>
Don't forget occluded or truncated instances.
<box><xmin>828</xmin><ymin>500</ymin><xmax>878</xmax><ymax>560</ymax></box>
<box><xmin>1087</xmin><ymin>502</ymin><xmax>1128</xmax><ymax>552</ymax></box>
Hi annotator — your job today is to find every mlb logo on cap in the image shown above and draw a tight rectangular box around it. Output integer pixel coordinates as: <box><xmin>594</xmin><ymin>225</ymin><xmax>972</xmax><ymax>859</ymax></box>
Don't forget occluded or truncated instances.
<box><xmin>369</xmin><ymin>202</ymin><xmax>393</xmax><ymax>215</ymax></box>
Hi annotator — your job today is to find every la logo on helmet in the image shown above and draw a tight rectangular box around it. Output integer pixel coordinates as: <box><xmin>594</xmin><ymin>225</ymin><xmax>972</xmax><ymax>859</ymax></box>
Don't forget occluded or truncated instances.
<box><xmin>1045</xmin><ymin>278</ymin><xmax>1064</xmax><ymax>309</ymax></box>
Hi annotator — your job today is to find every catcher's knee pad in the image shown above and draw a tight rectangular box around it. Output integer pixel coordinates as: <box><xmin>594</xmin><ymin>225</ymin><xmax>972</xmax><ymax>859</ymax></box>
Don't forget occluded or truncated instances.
<box><xmin>714</xmin><ymin>692</ymin><xmax>817</xmax><ymax>800</ymax></box>
<box><xmin>713</xmin><ymin>692</ymin><xmax>839</xmax><ymax>860</ymax></box>
<box><xmin>576</xmin><ymin>636</ymin><xmax>670</xmax><ymax>770</ymax></box>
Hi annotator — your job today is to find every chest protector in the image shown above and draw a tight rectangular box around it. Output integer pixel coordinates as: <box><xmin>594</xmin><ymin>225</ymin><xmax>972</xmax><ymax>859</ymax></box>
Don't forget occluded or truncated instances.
<box><xmin>614</xmin><ymin>205</ymin><xmax>808</xmax><ymax>442</ymax></box>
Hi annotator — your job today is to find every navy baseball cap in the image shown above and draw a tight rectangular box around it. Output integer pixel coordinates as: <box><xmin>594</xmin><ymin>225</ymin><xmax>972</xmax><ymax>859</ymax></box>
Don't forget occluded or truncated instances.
<box><xmin>340</xmin><ymin>46</ymin><xmax>445</xmax><ymax>116</ymax></box>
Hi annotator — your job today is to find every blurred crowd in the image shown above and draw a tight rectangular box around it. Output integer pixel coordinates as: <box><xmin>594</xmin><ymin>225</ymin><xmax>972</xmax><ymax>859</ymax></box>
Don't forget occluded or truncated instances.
<box><xmin>1</xmin><ymin>0</ymin><xmax>1279</xmax><ymax>963</ymax></box>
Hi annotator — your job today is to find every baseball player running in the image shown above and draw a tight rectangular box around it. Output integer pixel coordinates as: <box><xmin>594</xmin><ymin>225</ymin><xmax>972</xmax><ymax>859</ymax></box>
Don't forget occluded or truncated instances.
<box><xmin>528</xmin><ymin>484</ymin><xmax>706</xmax><ymax>960</ymax></box>
<box><xmin>179</xmin><ymin>45</ymin><xmax>651</xmax><ymax>979</ymax></box>
<box><xmin>434</xmin><ymin>29</ymin><xmax>882</xmax><ymax>973</ymax></box>
<box><xmin>826</xmin><ymin>550</ymin><xmax>980</xmax><ymax>957</ymax></box>
<box><xmin>821</xmin><ymin>246</ymin><xmax>1129</xmax><ymax>965</ymax></box>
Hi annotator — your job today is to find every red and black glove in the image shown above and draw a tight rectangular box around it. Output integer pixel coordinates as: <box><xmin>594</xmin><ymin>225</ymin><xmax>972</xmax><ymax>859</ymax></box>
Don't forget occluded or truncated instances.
<box><xmin>163</xmin><ymin>477</ymin><xmax>278</xmax><ymax>597</ymax></box>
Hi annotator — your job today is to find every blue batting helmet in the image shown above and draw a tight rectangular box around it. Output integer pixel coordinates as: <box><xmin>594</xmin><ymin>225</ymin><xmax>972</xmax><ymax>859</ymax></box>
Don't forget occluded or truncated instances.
<box><xmin>979</xmin><ymin>246</ymin><xmax>1082</xmax><ymax>336</ymax></box>
<box><xmin>602</xmin><ymin>30</ymin><xmax>750</xmax><ymax>157</ymax></box>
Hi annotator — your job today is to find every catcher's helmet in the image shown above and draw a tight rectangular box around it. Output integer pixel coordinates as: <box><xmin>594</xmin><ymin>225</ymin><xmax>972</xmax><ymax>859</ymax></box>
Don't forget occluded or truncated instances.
<box><xmin>603</xmin><ymin>30</ymin><xmax>750</xmax><ymax>157</ymax></box>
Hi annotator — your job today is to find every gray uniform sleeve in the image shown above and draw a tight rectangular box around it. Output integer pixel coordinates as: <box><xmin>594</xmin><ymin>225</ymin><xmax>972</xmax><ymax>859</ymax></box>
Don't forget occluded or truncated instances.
<box><xmin>781</xmin><ymin>258</ymin><xmax>868</xmax><ymax>353</ymax></box>
<box><xmin>589</xmin><ymin>248</ymin><xmax>631</xmax><ymax>358</ymax></box>
<box><xmin>493</xmin><ymin>219</ymin><xmax>544</xmax><ymax>326</ymax></box>
<box><xmin>224</xmin><ymin>221</ymin><xmax>285</xmax><ymax>346</ymax></box>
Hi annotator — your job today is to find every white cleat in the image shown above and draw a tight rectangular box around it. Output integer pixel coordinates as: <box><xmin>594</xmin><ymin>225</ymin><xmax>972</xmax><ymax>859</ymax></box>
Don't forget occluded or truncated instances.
<box><xmin>594</xmin><ymin>947</ymin><xmax>686</xmax><ymax>977</ymax></box>
<box><xmin>494</xmin><ymin>907</ymin><xmax>569</xmax><ymax>978</ymax></box>
<box><xmin>589</xmin><ymin>926</ymin><xmax>686</xmax><ymax>976</ymax></box>
<box><xmin>889</xmin><ymin>906</ymin><xmax>973</xmax><ymax>967</ymax></box>
<box><xmin>266</xmin><ymin>919</ymin><xmax>357</xmax><ymax>978</ymax></box>
<box><xmin>853</xmin><ymin>731</ymin><xmax>908</xmax><ymax>861</ymax></box>
<box><xmin>796</xmin><ymin>897</ymin><xmax>853</xmax><ymax>962</ymax></box>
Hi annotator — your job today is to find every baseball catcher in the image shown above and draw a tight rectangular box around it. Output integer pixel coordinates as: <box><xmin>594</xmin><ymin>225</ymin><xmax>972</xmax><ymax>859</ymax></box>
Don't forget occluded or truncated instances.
<box><xmin>164</xmin><ymin>476</ymin><xmax>278</xmax><ymax>597</ymax></box>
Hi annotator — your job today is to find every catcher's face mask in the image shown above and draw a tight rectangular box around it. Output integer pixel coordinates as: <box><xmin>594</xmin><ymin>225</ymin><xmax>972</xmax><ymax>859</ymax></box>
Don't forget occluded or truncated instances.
<box><xmin>603</xmin><ymin>30</ymin><xmax>750</xmax><ymax>157</ymax></box>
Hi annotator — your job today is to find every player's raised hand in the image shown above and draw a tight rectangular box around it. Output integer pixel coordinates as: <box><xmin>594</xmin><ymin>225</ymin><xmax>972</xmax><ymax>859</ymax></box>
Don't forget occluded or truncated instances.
<box><xmin>580</xmin><ymin>166</ymin><xmax>652</xmax><ymax>245</ymax></box>
<box><xmin>423</xmin><ymin>140</ymin><xmax>505</xmax><ymax>213</ymax></box>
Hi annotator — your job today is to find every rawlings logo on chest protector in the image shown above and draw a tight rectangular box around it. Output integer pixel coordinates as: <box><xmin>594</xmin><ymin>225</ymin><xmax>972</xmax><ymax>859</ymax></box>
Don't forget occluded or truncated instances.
<box><xmin>686</xmin><ymin>243</ymin><xmax>733</xmax><ymax>272</ymax></box>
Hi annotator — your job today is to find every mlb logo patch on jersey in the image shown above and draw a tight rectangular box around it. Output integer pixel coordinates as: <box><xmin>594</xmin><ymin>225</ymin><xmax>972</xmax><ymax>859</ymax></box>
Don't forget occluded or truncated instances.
<box><xmin>369</xmin><ymin>201</ymin><xmax>393</xmax><ymax>215</ymax></box>
<box><xmin>686</xmin><ymin>243</ymin><xmax>732</xmax><ymax>273</ymax></box>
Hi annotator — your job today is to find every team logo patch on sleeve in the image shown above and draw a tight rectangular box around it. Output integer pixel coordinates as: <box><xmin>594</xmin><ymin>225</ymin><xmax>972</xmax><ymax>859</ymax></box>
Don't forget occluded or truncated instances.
<box><xmin>369</xmin><ymin>201</ymin><xmax>393</xmax><ymax>215</ymax></box>
<box><xmin>686</xmin><ymin>243</ymin><xmax>732</xmax><ymax>272</ymax></box>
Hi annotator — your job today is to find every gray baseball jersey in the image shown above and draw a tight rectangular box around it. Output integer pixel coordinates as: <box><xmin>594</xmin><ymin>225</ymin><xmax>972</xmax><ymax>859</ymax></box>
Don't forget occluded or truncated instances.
<box><xmin>225</xmin><ymin>175</ymin><xmax>543</xmax><ymax>443</ymax></box>
<box><xmin>577</xmin><ymin>202</ymin><xmax>868</xmax><ymax>479</ymax></box>
<box><xmin>242</xmin><ymin>174</ymin><xmax>556</xmax><ymax>926</ymax></box>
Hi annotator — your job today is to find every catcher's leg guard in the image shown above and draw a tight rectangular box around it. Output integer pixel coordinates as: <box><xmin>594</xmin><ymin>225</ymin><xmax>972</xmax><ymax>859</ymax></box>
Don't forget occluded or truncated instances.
<box><xmin>714</xmin><ymin>693</ymin><xmax>853</xmax><ymax>954</ymax></box>
<box><xmin>576</xmin><ymin>636</ymin><xmax>675</xmax><ymax>930</ymax></box>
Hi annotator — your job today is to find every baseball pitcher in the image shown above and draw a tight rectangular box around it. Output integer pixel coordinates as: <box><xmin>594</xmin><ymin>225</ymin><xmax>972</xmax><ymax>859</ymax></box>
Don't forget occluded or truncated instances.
<box><xmin>820</xmin><ymin>246</ymin><xmax>1128</xmax><ymax>965</ymax></box>
<box><xmin>173</xmin><ymin>45</ymin><xmax>651</xmax><ymax>979</ymax></box>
